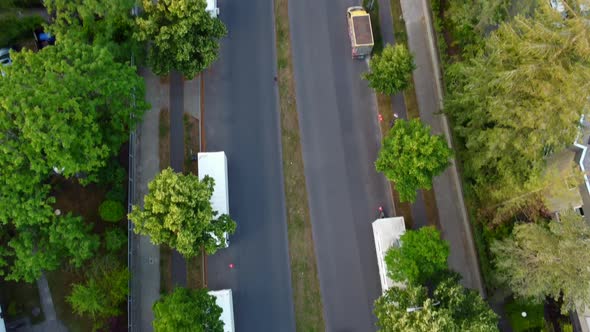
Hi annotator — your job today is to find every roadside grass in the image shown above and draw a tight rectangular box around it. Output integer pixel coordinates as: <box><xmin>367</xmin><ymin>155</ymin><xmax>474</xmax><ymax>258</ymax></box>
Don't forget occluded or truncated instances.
<box><xmin>158</xmin><ymin>107</ymin><xmax>173</xmax><ymax>293</ymax></box>
<box><xmin>183</xmin><ymin>112</ymin><xmax>204</xmax><ymax>289</ymax></box>
<box><xmin>363</xmin><ymin>0</ymin><xmax>383</xmax><ymax>54</ymax></box>
<box><xmin>274</xmin><ymin>0</ymin><xmax>325</xmax><ymax>330</ymax></box>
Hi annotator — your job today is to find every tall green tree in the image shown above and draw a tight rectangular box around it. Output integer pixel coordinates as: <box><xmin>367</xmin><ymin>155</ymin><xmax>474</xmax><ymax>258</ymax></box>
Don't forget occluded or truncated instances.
<box><xmin>384</xmin><ymin>226</ymin><xmax>449</xmax><ymax>285</ymax></box>
<box><xmin>129</xmin><ymin>168</ymin><xmax>236</xmax><ymax>256</ymax></box>
<box><xmin>374</xmin><ymin>277</ymin><xmax>498</xmax><ymax>331</ymax></box>
<box><xmin>153</xmin><ymin>287</ymin><xmax>224</xmax><ymax>332</ymax></box>
<box><xmin>376</xmin><ymin>119</ymin><xmax>453</xmax><ymax>202</ymax></box>
<box><xmin>491</xmin><ymin>211</ymin><xmax>590</xmax><ymax>313</ymax></box>
<box><xmin>0</xmin><ymin>41</ymin><xmax>148</xmax><ymax>181</ymax></box>
<box><xmin>445</xmin><ymin>4</ymin><xmax>590</xmax><ymax>208</ymax></box>
<box><xmin>134</xmin><ymin>0</ymin><xmax>227</xmax><ymax>77</ymax></box>
<box><xmin>364</xmin><ymin>44</ymin><xmax>415</xmax><ymax>94</ymax></box>
<box><xmin>67</xmin><ymin>258</ymin><xmax>129</xmax><ymax>329</ymax></box>
<box><xmin>44</xmin><ymin>0</ymin><xmax>140</xmax><ymax>62</ymax></box>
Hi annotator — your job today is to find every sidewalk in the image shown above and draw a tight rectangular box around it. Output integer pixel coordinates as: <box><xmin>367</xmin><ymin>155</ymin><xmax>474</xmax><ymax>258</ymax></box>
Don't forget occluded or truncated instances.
<box><xmin>399</xmin><ymin>0</ymin><xmax>485</xmax><ymax>295</ymax></box>
<box><xmin>132</xmin><ymin>69</ymin><xmax>168</xmax><ymax>332</ymax></box>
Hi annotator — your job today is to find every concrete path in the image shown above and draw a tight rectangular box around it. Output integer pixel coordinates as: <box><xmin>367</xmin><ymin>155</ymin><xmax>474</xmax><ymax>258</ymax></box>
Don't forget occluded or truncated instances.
<box><xmin>32</xmin><ymin>274</ymin><xmax>67</xmax><ymax>332</ymax></box>
<box><xmin>202</xmin><ymin>0</ymin><xmax>296</xmax><ymax>329</ymax></box>
<box><xmin>400</xmin><ymin>0</ymin><xmax>485</xmax><ymax>295</ymax></box>
<box><xmin>169</xmin><ymin>71</ymin><xmax>187</xmax><ymax>287</ymax></box>
<box><xmin>133</xmin><ymin>69</ymin><xmax>166</xmax><ymax>332</ymax></box>
<box><xmin>289</xmin><ymin>0</ymin><xmax>394</xmax><ymax>329</ymax></box>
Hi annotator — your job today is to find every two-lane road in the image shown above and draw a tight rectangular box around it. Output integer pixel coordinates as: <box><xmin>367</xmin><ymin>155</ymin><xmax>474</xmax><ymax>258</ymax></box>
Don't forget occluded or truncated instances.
<box><xmin>203</xmin><ymin>0</ymin><xmax>296</xmax><ymax>330</ymax></box>
<box><xmin>289</xmin><ymin>0</ymin><xmax>395</xmax><ymax>330</ymax></box>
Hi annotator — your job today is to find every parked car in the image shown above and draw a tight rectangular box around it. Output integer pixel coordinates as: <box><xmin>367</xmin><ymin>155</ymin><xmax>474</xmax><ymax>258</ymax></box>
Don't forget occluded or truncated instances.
<box><xmin>0</xmin><ymin>48</ymin><xmax>12</xmax><ymax>66</ymax></box>
<box><xmin>33</xmin><ymin>28</ymin><xmax>55</xmax><ymax>50</ymax></box>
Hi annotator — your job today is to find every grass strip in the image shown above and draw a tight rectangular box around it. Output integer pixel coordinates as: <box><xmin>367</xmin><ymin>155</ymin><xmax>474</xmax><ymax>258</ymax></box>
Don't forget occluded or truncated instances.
<box><xmin>273</xmin><ymin>0</ymin><xmax>325</xmax><ymax>330</ymax></box>
<box><xmin>158</xmin><ymin>107</ymin><xmax>173</xmax><ymax>294</ymax></box>
<box><xmin>363</xmin><ymin>0</ymin><xmax>383</xmax><ymax>54</ymax></box>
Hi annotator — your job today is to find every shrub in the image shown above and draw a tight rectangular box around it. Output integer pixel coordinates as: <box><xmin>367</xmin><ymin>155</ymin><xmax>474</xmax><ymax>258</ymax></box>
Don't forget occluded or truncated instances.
<box><xmin>97</xmin><ymin>161</ymin><xmax>126</xmax><ymax>187</ymax></box>
<box><xmin>104</xmin><ymin>228</ymin><xmax>127</xmax><ymax>252</ymax></box>
<box><xmin>99</xmin><ymin>200</ymin><xmax>125</xmax><ymax>222</ymax></box>
<box><xmin>106</xmin><ymin>184</ymin><xmax>126</xmax><ymax>203</ymax></box>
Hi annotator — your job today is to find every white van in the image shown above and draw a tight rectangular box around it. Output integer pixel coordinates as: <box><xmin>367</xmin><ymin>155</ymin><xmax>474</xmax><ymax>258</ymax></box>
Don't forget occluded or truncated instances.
<box><xmin>206</xmin><ymin>0</ymin><xmax>220</xmax><ymax>18</ymax></box>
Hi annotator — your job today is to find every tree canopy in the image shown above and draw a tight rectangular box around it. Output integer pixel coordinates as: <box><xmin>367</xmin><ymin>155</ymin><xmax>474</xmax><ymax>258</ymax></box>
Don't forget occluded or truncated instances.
<box><xmin>153</xmin><ymin>287</ymin><xmax>224</xmax><ymax>332</ymax></box>
<box><xmin>134</xmin><ymin>0</ymin><xmax>227</xmax><ymax>77</ymax></box>
<box><xmin>364</xmin><ymin>44</ymin><xmax>415</xmax><ymax>95</ymax></box>
<box><xmin>0</xmin><ymin>40</ymin><xmax>148</xmax><ymax>181</ymax></box>
<box><xmin>374</xmin><ymin>277</ymin><xmax>498</xmax><ymax>332</ymax></box>
<box><xmin>44</xmin><ymin>0</ymin><xmax>139</xmax><ymax>62</ymax></box>
<box><xmin>376</xmin><ymin>119</ymin><xmax>453</xmax><ymax>202</ymax></box>
<box><xmin>491</xmin><ymin>211</ymin><xmax>590</xmax><ymax>313</ymax></box>
<box><xmin>384</xmin><ymin>226</ymin><xmax>449</xmax><ymax>285</ymax></box>
<box><xmin>445</xmin><ymin>4</ymin><xmax>590</xmax><ymax>208</ymax></box>
<box><xmin>0</xmin><ymin>39</ymin><xmax>146</xmax><ymax>282</ymax></box>
<box><xmin>129</xmin><ymin>168</ymin><xmax>236</xmax><ymax>256</ymax></box>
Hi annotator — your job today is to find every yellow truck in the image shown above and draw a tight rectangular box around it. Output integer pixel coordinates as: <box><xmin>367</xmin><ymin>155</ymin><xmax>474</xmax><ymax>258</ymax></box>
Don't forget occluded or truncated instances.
<box><xmin>347</xmin><ymin>6</ymin><xmax>374</xmax><ymax>59</ymax></box>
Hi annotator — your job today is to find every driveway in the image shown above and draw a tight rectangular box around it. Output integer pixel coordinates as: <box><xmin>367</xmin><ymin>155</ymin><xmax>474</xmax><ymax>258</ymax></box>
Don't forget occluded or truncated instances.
<box><xmin>202</xmin><ymin>0</ymin><xmax>296</xmax><ymax>330</ymax></box>
<box><xmin>289</xmin><ymin>0</ymin><xmax>395</xmax><ymax>330</ymax></box>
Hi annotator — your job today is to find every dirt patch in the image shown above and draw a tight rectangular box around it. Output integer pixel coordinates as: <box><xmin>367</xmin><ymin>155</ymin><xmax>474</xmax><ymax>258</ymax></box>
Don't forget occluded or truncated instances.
<box><xmin>160</xmin><ymin>245</ymin><xmax>173</xmax><ymax>294</ymax></box>
<box><xmin>159</xmin><ymin>108</ymin><xmax>171</xmax><ymax>170</ymax></box>
<box><xmin>274</xmin><ymin>0</ymin><xmax>325</xmax><ymax>329</ymax></box>
<box><xmin>51</xmin><ymin>178</ymin><xmax>107</xmax><ymax>233</ymax></box>
<box><xmin>183</xmin><ymin>113</ymin><xmax>199</xmax><ymax>174</ymax></box>
<box><xmin>187</xmin><ymin>255</ymin><xmax>203</xmax><ymax>290</ymax></box>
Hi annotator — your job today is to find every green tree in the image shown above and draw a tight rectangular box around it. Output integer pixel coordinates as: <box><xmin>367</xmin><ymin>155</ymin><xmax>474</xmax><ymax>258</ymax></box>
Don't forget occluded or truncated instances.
<box><xmin>134</xmin><ymin>0</ymin><xmax>227</xmax><ymax>77</ymax></box>
<box><xmin>364</xmin><ymin>44</ymin><xmax>415</xmax><ymax>94</ymax></box>
<box><xmin>129</xmin><ymin>168</ymin><xmax>236</xmax><ymax>256</ymax></box>
<box><xmin>6</xmin><ymin>213</ymin><xmax>99</xmax><ymax>283</ymax></box>
<box><xmin>491</xmin><ymin>211</ymin><xmax>590</xmax><ymax>313</ymax></box>
<box><xmin>445</xmin><ymin>4</ymin><xmax>590</xmax><ymax>208</ymax></box>
<box><xmin>44</xmin><ymin>0</ymin><xmax>140</xmax><ymax>62</ymax></box>
<box><xmin>153</xmin><ymin>287</ymin><xmax>224</xmax><ymax>332</ymax></box>
<box><xmin>384</xmin><ymin>226</ymin><xmax>449</xmax><ymax>285</ymax></box>
<box><xmin>376</xmin><ymin>119</ymin><xmax>453</xmax><ymax>202</ymax></box>
<box><xmin>0</xmin><ymin>40</ymin><xmax>148</xmax><ymax>181</ymax></box>
<box><xmin>374</xmin><ymin>278</ymin><xmax>498</xmax><ymax>332</ymax></box>
<box><xmin>67</xmin><ymin>258</ymin><xmax>129</xmax><ymax>329</ymax></box>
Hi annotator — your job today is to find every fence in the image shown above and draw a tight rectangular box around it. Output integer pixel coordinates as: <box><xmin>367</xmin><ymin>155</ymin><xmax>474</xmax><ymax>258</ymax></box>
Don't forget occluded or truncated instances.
<box><xmin>127</xmin><ymin>127</ymin><xmax>138</xmax><ymax>331</ymax></box>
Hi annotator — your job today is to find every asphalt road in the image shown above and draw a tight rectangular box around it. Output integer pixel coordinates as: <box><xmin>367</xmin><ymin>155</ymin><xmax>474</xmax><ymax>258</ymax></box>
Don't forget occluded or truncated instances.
<box><xmin>289</xmin><ymin>0</ymin><xmax>395</xmax><ymax>330</ymax></box>
<box><xmin>203</xmin><ymin>0</ymin><xmax>296</xmax><ymax>330</ymax></box>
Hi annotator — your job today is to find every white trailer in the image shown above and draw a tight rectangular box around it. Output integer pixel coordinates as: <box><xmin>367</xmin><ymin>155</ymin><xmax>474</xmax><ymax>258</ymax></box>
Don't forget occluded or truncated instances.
<box><xmin>198</xmin><ymin>151</ymin><xmax>230</xmax><ymax>247</ymax></box>
<box><xmin>209</xmin><ymin>289</ymin><xmax>235</xmax><ymax>332</ymax></box>
<box><xmin>372</xmin><ymin>217</ymin><xmax>406</xmax><ymax>293</ymax></box>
